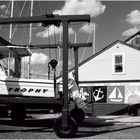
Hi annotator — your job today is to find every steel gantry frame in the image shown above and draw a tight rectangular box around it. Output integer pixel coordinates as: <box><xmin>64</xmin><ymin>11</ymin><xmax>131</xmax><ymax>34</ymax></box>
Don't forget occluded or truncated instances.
<box><xmin>27</xmin><ymin>42</ymin><xmax>92</xmax><ymax>84</ymax></box>
<box><xmin>0</xmin><ymin>14</ymin><xmax>90</xmax><ymax>136</ymax></box>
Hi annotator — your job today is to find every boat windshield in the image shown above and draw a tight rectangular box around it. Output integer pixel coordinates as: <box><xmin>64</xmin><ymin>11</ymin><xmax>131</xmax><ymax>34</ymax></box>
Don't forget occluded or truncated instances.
<box><xmin>0</xmin><ymin>45</ymin><xmax>32</xmax><ymax>78</ymax></box>
<box><xmin>0</xmin><ymin>58</ymin><xmax>14</xmax><ymax>77</ymax></box>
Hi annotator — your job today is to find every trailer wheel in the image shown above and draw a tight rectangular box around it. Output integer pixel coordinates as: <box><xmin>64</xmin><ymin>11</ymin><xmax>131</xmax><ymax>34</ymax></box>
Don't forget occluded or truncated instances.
<box><xmin>10</xmin><ymin>105</ymin><xmax>26</xmax><ymax>122</ymax></box>
<box><xmin>70</xmin><ymin>108</ymin><xmax>85</xmax><ymax>124</ymax></box>
<box><xmin>53</xmin><ymin>116</ymin><xmax>78</xmax><ymax>138</ymax></box>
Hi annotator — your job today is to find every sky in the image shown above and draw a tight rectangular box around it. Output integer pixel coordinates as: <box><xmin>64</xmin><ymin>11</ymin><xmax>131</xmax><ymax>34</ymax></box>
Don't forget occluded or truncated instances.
<box><xmin>0</xmin><ymin>0</ymin><xmax>140</xmax><ymax>78</ymax></box>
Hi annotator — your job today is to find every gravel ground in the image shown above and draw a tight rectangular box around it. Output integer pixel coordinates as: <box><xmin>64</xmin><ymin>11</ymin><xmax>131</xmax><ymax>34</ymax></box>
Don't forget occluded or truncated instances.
<box><xmin>0</xmin><ymin>114</ymin><xmax>140</xmax><ymax>139</ymax></box>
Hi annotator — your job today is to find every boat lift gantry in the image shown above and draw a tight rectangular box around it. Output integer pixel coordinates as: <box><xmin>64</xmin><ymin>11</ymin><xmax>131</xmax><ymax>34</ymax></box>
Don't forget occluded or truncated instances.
<box><xmin>0</xmin><ymin>14</ymin><xmax>90</xmax><ymax>137</ymax></box>
<box><xmin>28</xmin><ymin>42</ymin><xmax>92</xmax><ymax>83</ymax></box>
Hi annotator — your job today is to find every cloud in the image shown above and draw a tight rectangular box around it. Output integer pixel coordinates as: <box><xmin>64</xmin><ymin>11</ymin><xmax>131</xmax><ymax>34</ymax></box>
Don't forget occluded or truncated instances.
<box><xmin>122</xmin><ymin>27</ymin><xmax>140</xmax><ymax>36</ymax></box>
<box><xmin>126</xmin><ymin>10</ymin><xmax>140</xmax><ymax>26</ymax></box>
<box><xmin>53</xmin><ymin>0</ymin><xmax>105</xmax><ymax>34</ymax></box>
<box><xmin>36</xmin><ymin>25</ymin><xmax>75</xmax><ymax>38</ymax></box>
<box><xmin>36</xmin><ymin>0</ymin><xmax>106</xmax><ymax>38</ymax></box>
<box><xmin>0</xmin><ymin>4</ymin><xmax>10</xmax><ymax>17</ymax></box>
<box><xmin>53</xmin><ymin>0</ymin><xmax>106</xmax><ymax>18</ymax></box>
<box><xmin>79</xmin><ymin>22</ymin><xmax>95</xmax><ymax>33</ymax></box>
<box><xmin>0</xmin><ymin>4</ymin><xmax>7</xmax><ymax>10</ymax></box>
<box><xmin>30</xmin><ymin>53</ymin><xmax>49</xmax><ymax>65</ymax></box>
<box><xmin>122</xmin><ymin>10</ymin><xmax>140</xmax><ymax>36</ymax></box>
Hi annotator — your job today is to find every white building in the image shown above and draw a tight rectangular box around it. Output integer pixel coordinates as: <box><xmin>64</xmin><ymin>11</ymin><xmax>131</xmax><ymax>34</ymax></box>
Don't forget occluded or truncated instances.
<box><xmin>69</xmin><ymin>31</ymin><xmax>140</xmax><ymax>115</ymax></box>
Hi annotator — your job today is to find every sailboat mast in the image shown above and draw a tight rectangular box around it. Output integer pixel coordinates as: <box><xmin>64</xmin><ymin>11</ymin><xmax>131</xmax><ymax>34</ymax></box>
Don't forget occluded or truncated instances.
<box><xmin>28</xmin><ymin>0</ymin><xmax>33</xmax><ymax>78</ymax></box>
<box><xmin>29</xmin><ymin>0</ymin><xmax>33</xmax><ymax>45</ymax></box>
<box><xmin>7</xmin><ymin>0</ymin><xmax>14</xmax><ymax>77</ymax></box>
<box><xmin>92</xmin><ymin>23</ymin><xmax>95</xmax><ymax>54</ymax></box>
<box><xmin>9</xmin><ymin>0</ymin><xmax>14</xmax><ymax>43</ymax></box>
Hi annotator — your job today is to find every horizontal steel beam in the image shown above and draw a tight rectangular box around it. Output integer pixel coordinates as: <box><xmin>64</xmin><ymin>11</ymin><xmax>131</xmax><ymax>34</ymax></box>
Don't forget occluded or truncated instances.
<box><xmin>29</xmin><ymin>42</ymin><xmax>92</xmax><ymax>49</ymax></box>
<box><xmin>0</xmin><ymin>14</ymin><xmax>90</xmax><ymax>25</ymax></box>
<box><xmin>15</xmin><ymin>42</ymin><xmax>92</xmax><ymax>49</ymax></box>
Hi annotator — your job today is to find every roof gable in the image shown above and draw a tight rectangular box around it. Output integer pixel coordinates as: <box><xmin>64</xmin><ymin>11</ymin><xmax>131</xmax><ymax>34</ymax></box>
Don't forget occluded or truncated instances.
<box><xmin>124</xmin><ymin>31</ymin><xmax>140</xmax><ymax>43</ymax></box>
<box><xmin>0</xmin><ymin>37</ymin><xmax>12</xmax><ymax>46</ymax></box>
<box><xmin>78</xmin><ymin>40</ymin><xmax>140</xmax><ymax>69</ymax></box>
<box><xmin>56</xmin><ymin>40</ymin><xmax>139</xmax><ymax>79</ymax></box>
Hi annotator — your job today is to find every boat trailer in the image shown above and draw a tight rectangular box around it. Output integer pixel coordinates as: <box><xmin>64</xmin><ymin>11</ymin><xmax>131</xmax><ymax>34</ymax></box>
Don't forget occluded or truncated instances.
<box><xmin>0</xmin><ymin>14</ymin><xmax>91</xmax><ymax>138</ymax></box>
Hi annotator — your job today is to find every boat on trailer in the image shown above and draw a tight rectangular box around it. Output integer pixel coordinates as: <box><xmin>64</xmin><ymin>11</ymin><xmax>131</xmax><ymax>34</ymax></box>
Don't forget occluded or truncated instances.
<box><xmin>0</xmin><ymin>45</ymin><xmax>62</xmax><ymax>121</ymax></box>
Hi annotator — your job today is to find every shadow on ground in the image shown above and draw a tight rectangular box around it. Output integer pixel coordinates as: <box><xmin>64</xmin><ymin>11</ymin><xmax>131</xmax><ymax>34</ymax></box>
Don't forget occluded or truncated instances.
<box><xmin>0</xmin><ymin>115</ymin><xmax>139</xmax><ymax>138</ymax></box>
<box><xmin>76</xmin><ymin>125</ymin><xmax>140</xmax><ymax>138</ymax></box>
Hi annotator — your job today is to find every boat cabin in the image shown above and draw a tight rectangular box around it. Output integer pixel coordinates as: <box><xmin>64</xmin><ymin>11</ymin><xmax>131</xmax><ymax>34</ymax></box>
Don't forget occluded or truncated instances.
<box><xmin>0</xmin><ymin>45</ymin><xmax>32</xmax><ymax>78</ymax></box>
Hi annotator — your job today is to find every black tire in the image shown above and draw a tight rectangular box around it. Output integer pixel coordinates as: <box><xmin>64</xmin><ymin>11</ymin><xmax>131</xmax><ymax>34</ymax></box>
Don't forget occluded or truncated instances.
<box><xmin>53</xmin><ymin>116</ymin><xmax>78</xmax><ymax>138</ymax></box>
<box><xmin>10</xmin><ymin>105</ymin><xmax>26</xmax><ymax>122</ymax></box>
<box><xmin>70</xmin><ymin>108</ymin><xmax>85</xmax><ymax>124</ymax></box>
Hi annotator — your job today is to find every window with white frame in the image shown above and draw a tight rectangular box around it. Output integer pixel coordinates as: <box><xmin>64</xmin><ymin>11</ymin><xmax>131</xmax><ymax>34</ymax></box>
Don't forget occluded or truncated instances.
<box><xmin>112</xmin><ymin>53</ymin><xmax>125</xmax><ymax>74</ymax></box>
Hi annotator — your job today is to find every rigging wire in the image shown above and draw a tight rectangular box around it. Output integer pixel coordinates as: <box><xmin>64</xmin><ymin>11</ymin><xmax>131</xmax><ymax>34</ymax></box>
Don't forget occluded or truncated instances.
<box><xmin>11</xmin><ymin>0</ymin><xmax>27</xmax><ymax>40</ymax></box>
<box><xmin>0</xmin><ymin>1</ymin><xmax>11</xmax><ymax>31</ymax></box>
<box><xmin>29</xmin><ymin>0</ymin><xmax>33</xmax><ymax>45</ymax></box>
<box><xmin>54</xmin><ymin>25</ymin><xmax>57</xmax><ymax>60</ymax></box>
<box><xmin>28</xmin><ymin>0</ymin><xmax>34</xmax><ymax>79</ymax></box>
<box><xmin>80</xmin><ymin>30</ymin><xmax>92</xmax><ymax>63</ymax></box>
<box><xmin>24</xmin><ymin>57</ymin><xmax>26</xmax><ymax>78</ymax></box>
<box><xmin>58</xmin><ymin>24</ymin><xmax>62</xmax><ymax>75</ymax></box>
<box><xmin>70</xmin><ymin>47</ymin><xmax>73</xmax><ymax>68</ymax></box>
<box><xmin>48</xmin><ymin>27</ymin><xmax>51</xmax><ymax>60</ymax></box>
<box><xmin>47</xmin><ymin>26</ymin><xmax>51</xmax><ymax>79</ymax></box>
<box><xmin>37</xmin><ymin>1</ymin><xmax>43</xmax><ymax>15</ymax></box>
<box><xmin>19</xmin><ymin>23</ymin><xmax>29</xmax><ymax>44</ymax></box>
<box><xmin>9</xmin><ymin>0</ymin><xmax>14</xmax><ymax>43</ymax></box>
<box><xmin>13</xmin><ymin>1</ymin><xmax>31</xmax><ymax>78</ymax></box>
<box><xmin>0</xmin><ymin>1</ymin><xmax>13</xmax><ymax>72</ymax></box>
<box><xmin>18</xmin><ymin>1</ymin><xmax>30</xmax><ymax>78</ymax></box>
<box><xmin>19</xmin><ymin>2</ymin><xmax>31</xmax><ymax>45</ymax></box>
<box><xmin>15</xmin><ymin>1</ymin><xmax>21</xmax><ymax>14</ymax></box>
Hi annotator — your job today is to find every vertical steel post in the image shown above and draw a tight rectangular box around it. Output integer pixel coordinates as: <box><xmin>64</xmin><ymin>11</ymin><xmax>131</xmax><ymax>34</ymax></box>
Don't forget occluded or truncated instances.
<box><xmin>92</xmin><ymin>23</ymin><xmax>96</xmax><ymax>54</ymax></box>
<box><xmin>74</xmin><ymin>48</ymin><xmax>79</xmax><ymax>85</ymax></box>
<box><xmin>28</xmin><ymin>0</ymin><xmax>34</xmax><ymax>79</ymax></box>
<box><xmin>62</xmin><ymin>21</ymin><xmax>69</xmax><ymax>127</ymax></box>
<box><xmin>8</xmin><ymin>49</ymin><xmax>11</xmax><ymax>77</ymax></box>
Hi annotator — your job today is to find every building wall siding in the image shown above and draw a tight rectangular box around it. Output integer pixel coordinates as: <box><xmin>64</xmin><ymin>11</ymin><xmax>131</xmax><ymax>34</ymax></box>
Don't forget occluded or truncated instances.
<box><xmin>79</xmin><ymin>42</ymin><xmax>140</xmax><ymax>82</ymax></box>
<box><xmin>85</xmin><ymin>103</ymin><xmax>127</xmax><ymax>116</ymax></box>
<box><xmin>77</xmin><ymin>42</ymin><xmax>140</xmax><ymax>116</ymax></box>
<box><xmin>69</xmin><ymin>42</ymin><xmax>140</xmax><ymax>116</ymax></box>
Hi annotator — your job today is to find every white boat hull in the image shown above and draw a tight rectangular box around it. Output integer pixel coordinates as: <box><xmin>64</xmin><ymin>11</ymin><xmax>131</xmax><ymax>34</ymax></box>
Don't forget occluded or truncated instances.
<box><xmin>0</xmin><ymin>77</ymin><xmax>55</xmax><ymax>98</ymax></box>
